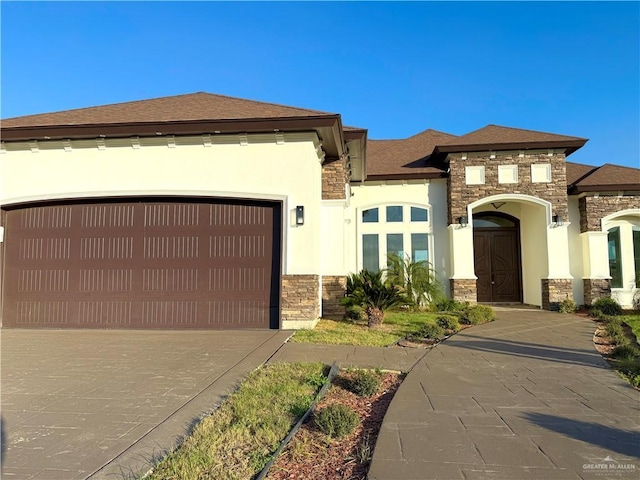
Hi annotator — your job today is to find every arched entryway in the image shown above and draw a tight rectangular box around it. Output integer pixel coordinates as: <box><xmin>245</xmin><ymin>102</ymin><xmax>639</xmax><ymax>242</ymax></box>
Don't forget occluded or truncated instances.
<box><xmin>473</xmin><ymin>212</ymin><xmax>522</xmax><ymax>303</ymax></box>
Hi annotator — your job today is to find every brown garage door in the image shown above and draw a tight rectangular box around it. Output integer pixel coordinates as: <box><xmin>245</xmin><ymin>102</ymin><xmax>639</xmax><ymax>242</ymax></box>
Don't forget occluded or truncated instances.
<box><xmin>1</xmin><ymin>199</ymin><xmax>281</xmax><ymax>329</ymax></box>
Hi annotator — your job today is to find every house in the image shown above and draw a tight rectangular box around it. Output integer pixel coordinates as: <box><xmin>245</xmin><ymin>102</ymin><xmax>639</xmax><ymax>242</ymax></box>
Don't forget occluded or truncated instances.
<box><xmin>0</xmin><ymin>92</ymin><xmax>638</xmax><ymax>330</ymax></box>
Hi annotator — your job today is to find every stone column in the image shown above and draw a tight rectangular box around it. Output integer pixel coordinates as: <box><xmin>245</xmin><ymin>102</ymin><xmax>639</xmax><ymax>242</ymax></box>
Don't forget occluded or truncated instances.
<box><xmin>281</xmin><ymin>274</ymin><xmax>320</xmax><ymax>329</ymax></box>
<box><xmin>581</xmin><ymin>231</ymin><xmax>612</xmax><ymax>305</ymax></box>
<box><xmin>542</xmin><ymin>223</ymin><xmax>574</xmax><ymax>310</ymax></box>
<box><xmin>448</xmin><ymin>224</ymin><xmax>478</xmax><ymax>303</ymax></box>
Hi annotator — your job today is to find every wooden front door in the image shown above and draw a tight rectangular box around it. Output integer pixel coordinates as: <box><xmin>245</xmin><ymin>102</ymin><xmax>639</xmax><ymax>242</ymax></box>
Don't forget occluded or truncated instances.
<box><xmin>473</xmin><ymin>215</ymin><xmax>522</xmax><ymax>303</ymax></box>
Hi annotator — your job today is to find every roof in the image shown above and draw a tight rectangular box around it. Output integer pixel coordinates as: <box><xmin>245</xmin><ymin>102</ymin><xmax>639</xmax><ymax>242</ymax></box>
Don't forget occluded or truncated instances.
<box><xmin>1</xmin><ymin>92</ymin><xmax>336</xmax><ymax>127</ymax></box>
<box><xmin>569</xmin><ymin>163</ymin><xmax>640</xmax><ymax>193</ymax></box>
<box><xmin>434</xmin><ymin>124</ymin><xmax>587</xmax><ymax>156</ymax></box>
<box><xmin>1</xmin><ymin>92</ymin><xmax>357</xmax><ymax>161</ymax></box>
<box><xmin>566</xmin><ymin>161</ymin><xmax>598</xmax><ymax>187</ymax></box>
<box><xmin>365</xmin><ymin>129</ymin><xmax>456</xmax><ymax>180</ymax></box>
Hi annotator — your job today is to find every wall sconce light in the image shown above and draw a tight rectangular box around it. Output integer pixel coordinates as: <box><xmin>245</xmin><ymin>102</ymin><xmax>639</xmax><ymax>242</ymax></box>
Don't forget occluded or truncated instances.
<box><xmin>296</xmin><ymin>206</ymin><xmax>305</xmax><ymax>226</ymax></box>
<box><xmin>458</xmin><ymin>215</ymin><xmax>468</xmax><ymax>228</ymax></box>
<box><xmin>552</xmin><ymin>214</ymin><xmax>563</xmax><ymax>227</ymax></box>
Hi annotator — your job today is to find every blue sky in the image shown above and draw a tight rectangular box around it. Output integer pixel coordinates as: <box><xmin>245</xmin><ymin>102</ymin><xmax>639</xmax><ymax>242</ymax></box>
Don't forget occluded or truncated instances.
<box><xmin>2</xmin><ymin>1</ymin><xmax>638</xmax><ymax>168</ymax></box>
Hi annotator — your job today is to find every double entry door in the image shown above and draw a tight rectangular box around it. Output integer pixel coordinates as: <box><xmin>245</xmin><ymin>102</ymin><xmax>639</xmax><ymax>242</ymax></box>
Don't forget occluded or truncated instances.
<box><xmin>473</xmin><ymin>227</ymin><xmax>522</xmax><ymax>303</ymax></box>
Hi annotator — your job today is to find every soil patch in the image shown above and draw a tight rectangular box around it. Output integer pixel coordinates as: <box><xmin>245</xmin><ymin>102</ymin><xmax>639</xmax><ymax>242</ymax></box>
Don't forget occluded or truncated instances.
<box><xmin>264</xmin><ymin>371</ymin><xmax>403</xmax><ymax>480</ymax></box>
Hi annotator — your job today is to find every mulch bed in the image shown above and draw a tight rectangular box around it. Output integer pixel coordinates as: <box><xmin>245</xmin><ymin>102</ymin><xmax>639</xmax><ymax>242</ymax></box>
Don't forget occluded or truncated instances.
<box><xmin>264</xmin><ymin>371</ymin><xmax>403</xmax><ymax>480</ymax></box>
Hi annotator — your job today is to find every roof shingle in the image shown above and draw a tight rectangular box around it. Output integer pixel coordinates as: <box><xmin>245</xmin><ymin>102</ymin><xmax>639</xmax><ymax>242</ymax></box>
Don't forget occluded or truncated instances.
<box><xmin>1</xmin><ymin>92</ymin><xmax>336</xmax><ymax>128</ymax></box>
<box><xmin>570</xmin><ymin>163</ymin><xmax>640</xmax><ymax>192</ymax></box>
<box><xmin>366</xmin><ymin>129</ymin><xmax>457</xmax><ymax>179</ymax></box>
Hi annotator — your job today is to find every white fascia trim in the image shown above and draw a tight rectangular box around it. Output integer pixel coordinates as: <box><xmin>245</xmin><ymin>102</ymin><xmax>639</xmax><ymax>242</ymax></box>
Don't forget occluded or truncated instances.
<box><xmin>1</xmin><ymin>131</ymin><xmax>321</xmax><ymax>152</ymax></box>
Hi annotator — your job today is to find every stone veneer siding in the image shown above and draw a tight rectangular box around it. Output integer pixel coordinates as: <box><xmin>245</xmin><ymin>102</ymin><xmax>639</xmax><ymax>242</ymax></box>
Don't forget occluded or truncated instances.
<box><xmin>322</xmin><ymin>158</ymin><xmax>348</xmax><ymax>200</ymax></box>
<box><xmin>450</xmin><ymin>279</ymin><xmax>477</xmax><ymax>304</ymax></box>
<box><xmin>321</xmin><ymin>275</ymin><xmax>347</xmax><ymax>319</ymax></box>
<box><xmin>578</xmin><ymin>195</ymin><xmax>640</xmax><ymax>233</ymax></box>
<box><xmin>447</xmin><ymin>152</ymin><xmax>568</xmax><ymax>224</ymax></box>
<box><xmin>281</xmin><ymin>274</ymin><xmax>320</xmax><ymax>323</ymax></box>
<box><xmin>583</xmin><ymin>278</ymin><xmax>611</xmax><ymax>306</ymax></box>
<box><xmin>541</xmin><ymin>279</ymin><xmax>573</xmax><ymax>311</ymax></box>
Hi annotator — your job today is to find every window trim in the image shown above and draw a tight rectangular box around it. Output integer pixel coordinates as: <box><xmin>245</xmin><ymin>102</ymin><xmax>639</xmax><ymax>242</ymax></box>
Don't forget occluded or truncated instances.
<box><xmin>357</xmin><ymin>203</ymin><xmax>433</xmax><ymax>272</ymax></box>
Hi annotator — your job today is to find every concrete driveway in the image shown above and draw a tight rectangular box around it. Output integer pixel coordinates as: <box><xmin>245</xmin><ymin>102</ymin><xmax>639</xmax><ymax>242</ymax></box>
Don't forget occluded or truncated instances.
<box><xmin>1</xmin><ymin>328</ymin><xmax>290</xmax><ymax>479</ymax></box>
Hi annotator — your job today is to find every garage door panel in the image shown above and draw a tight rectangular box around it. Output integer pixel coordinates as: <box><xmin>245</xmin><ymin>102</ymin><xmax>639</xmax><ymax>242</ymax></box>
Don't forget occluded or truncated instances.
<box><xmin>2</xmin><ymin>200</ymin><xmax>280</xmax><ymax>329</ymax></box>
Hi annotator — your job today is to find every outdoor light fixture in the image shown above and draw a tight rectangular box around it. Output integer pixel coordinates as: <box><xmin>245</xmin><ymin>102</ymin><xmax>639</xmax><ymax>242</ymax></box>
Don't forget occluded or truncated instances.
<box><xmin>296</xmin><ymin>206</ymin><xmax>305</xmax><ymax>226</ymax></box>
<box><xmin>458</xmin><ymin>215</ymin><xmax>468</xmax><ymax>228</ymax></box>
<box><xmin>553</xmin><ymin>214</ymin><xmax>564</xmax><ymax>226</ymax></box>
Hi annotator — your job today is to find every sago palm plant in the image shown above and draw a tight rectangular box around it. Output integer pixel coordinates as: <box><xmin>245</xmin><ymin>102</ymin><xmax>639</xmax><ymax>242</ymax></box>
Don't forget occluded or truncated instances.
<box><xmin>342</xmin><ymin>269</ymin><xmax>409</xmax><ymax>327</ymax></box>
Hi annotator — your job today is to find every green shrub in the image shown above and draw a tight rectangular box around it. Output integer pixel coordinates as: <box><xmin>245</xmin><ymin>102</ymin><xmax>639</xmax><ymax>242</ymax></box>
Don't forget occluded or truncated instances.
<box><xmin>434</xmin><ymin>298</ymin><xmax>466</xmax><ymax>312</ymax></box>
<box><xmin>590</xmin><ymin>308</ymin><xmax>603</xmax><ymax>318</ymax></box>
<box><xmin>559</xmin><ymin>298</ymin><xmax>577</xmax><ymax>314</ymax></box>
<box><xmin>592</xmin><ymin>297</ymin><xmax>622</xmax><ymax>316</ymax></box>
<box><xmin>436</xmin><ymin>314</ymin><xmax>460</xmax><ymax>333</ymax></box>
<box><xmin>460</xmin><ymin>305</ymin><xmax>496</xmax><ymax>325</ymax></box>
<box><xmin>348</xmin><ymin>370</ymin><xmax>380</xmax><ymax>397</ymax></box>
<box><xmin>314</xmin><ymin>404</ymin><xmax>360</xmax><ymax>438</ymax></box>
<box><xmin>415</xmin><ymin>323</ymin><xmax>446</xmax><ymax>340</ymax></box>
<box><xmin>610</xmin><ymin>345</ymin><xmax>639</xmax><ymax>361</ymax></box>
<box><xmin>605</xmin><ymin>322</ymin><xmax>629</xmax><ymax>346</ymax></box>
<box><xmin>601</xmin><ymin>314</ymin><xmax>622</xmax><ymax>326</ymax></box>
<box><xmin>616</xmin><ymin>358</ymin><xmax>640</xmax><ymax>387</ymax></box>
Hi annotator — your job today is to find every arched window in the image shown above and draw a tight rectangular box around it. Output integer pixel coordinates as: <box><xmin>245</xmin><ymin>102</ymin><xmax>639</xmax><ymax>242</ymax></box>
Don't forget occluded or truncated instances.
<box><xmin>359</xmin><ymin>204</ymin><xmax>431</xmax><ymax>272</ymax></box>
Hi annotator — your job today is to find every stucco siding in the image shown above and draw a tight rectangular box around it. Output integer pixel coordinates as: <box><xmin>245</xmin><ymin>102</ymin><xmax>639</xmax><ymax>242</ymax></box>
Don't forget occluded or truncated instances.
<box><xmin>1</xmin><ymin>133</ymin><xmax>323</xmax><ymax>277</ymax></box>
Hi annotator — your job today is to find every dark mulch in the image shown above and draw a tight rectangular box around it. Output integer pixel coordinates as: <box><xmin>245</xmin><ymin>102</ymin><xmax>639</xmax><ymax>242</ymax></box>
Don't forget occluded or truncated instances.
<box><xmin>265</xmin><ymin>371</ymin><xmax>403</xmax><ymax>480</ymax></box>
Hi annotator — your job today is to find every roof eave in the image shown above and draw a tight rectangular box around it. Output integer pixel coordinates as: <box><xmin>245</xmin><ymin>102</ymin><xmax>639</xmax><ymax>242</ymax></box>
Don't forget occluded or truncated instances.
<box><xmin>433</xmin><ymin>139</ymin><xmax>588</xmax><ymax>157</ymax></box>
<box><xmin>570</xmin><ymin>184</ymin><xmax>640</xmax><ymax>194</ymax></box>
<box><xmin>0</xmin><ymin>115</ymin><xmax>344</xmax><ymax>153</ymax></box>
<box><xmin>358</xmin><ymin>171</ymin><xmax>447</xmax><ymax>182</ymax></box>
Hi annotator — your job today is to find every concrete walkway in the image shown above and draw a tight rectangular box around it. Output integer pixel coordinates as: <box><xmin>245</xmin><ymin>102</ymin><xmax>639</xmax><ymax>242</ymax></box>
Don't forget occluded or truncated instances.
<box><xmin>269</xmin><ymin>341</ymin><xmax>427</xmax><ymax>372</ymax></box>
<box><xmin>368</xmin><ymin>308</ymin><xmax>640</xmax><ymax>480</ymax></box>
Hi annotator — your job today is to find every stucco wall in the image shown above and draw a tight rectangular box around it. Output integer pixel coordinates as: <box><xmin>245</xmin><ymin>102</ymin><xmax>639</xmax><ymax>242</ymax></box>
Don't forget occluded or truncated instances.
<box><xmin>1</xmin><ymin>133</ymin><xmax>324</xmax><ymax>279</ymax></box>
<box><xmin>567</xmin><ymin>196</ymin><xmax>585</xmax><ymax>305</ymax></box>
<box><xmin>347</xmin><ymin>179</ymin><xmax>450</xmax><ymax>294</ymax></box>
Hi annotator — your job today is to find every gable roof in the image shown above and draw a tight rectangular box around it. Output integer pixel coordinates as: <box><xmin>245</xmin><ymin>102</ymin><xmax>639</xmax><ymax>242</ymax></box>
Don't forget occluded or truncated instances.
<box><xmin>1</xmin><ymin>92</ymin><xmax>357</xmax><ymax>160</ymax></box>
<box><xmin>569</xmin><ymin>163</ymin><xmax>640</xmax><ymax>193</ymax></box>
<box><xmin>433</xmin><ymin>124</ymin><xmax>587</xmax><ymax>155</ymax></box>
<box><xmin>1</xmin><ymin>92</ymin><xmax>336</xmax><ymax>127</ymax></box>
<box><xmin>365</xmin><ymin>129</ymin><xmax>457</xmax><ymax>180</ymax></box>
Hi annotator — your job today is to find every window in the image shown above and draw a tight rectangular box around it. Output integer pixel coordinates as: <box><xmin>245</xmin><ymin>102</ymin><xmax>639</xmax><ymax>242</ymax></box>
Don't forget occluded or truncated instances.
<box><xmin>634</xmin><ymin>227</ymin><xmax>640</xmax><ymax>288</ymax></box>
<box><xmin>363</xmin><ymin>234</ymin><xmax>379</xmax><ymax>272</ymax></box>
<box><xmin>359</xmin><ymin>204</ymin><xmax>432</xmax><ymax>271</ymax></box>
<box><xmin>498</xmin><ymin>165</ymin><xmax>518</xmax><ymax>184</ymax></box>
<box><xmin>465</xmin><ymin>166</ymin><xmax>485</xmax><ymax>185</ymax></box>
<box><xmin>386</xmin><ymin>206</ymin><xmax>403</xmax><ymax>222</ymax></box>
<box><xmin>362</xmin><ymin>208</ymin><xmax>378</xmax><ymax>223</ymax></box>
<box><xmin>608</xmin><ymin>227</ymin><xmax>622</xmax><ymax>288</ymax></box>
<box><xmin>410</xmin><ymin>207</ymin><xmax>428</xmax><ymax>222</ymax></box>
<box><xmin>531</xmin><ymin>163</ymin><xmax>552</xmax><ymax>183</ymax></box>
<box><xmin>386</xmin><ymin>234</ymin><xmax>404</xmax><ymax>265</ymax></box>
<box><xmin>411</xmin><ymin>233</ymin><xmax>429</xmax><ymax>262</ymax></box>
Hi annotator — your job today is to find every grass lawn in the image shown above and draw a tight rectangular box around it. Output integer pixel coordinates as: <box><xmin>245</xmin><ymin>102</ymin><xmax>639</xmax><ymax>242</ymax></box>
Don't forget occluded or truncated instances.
<box><xmin>621</xmin><ymin>314</ymin><xmax>640</xmax><ymax>341</ymax></box>
<box><xmin>291</xmin><ymin>310</ymin><xmax>440</xmax><ymax>347</ymax></box>
<box><xmin>146</xmin><ymin>362</ymin><xmax>326</xmax><ymax>480</ymax></box>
